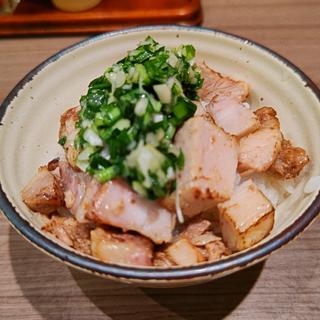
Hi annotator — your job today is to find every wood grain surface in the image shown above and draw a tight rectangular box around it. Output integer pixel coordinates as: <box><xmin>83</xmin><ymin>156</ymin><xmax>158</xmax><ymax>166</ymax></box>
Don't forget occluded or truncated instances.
<box><xmin>0</xmin><ymin>1</ymin><xmax>320</xmax><ymax>319</ymax></box>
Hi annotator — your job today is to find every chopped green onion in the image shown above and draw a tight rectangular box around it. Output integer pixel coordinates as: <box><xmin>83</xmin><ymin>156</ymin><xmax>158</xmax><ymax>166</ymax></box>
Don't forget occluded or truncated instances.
<box><xmin>84</xmin><ymin>128</ymin><xmax>103</xmax><ymax>146</ymax></box>
<box><xmin>74</xmin><ymin>36</ymin><xmax>203</xmax><ymax>199</ymax></box>
<box><xmin>94</xmin><ymin>165</ymin><xmax>120</xmax><ymax>183</ymax></box>
<box><xmin>132</xmin><ymin>181</ymin><xmax>147</xmax><ymax>197</ymax></box>
<box><xmin>78</xmin><ymin>146</ymin><xmax>95</xmax><ymax>161</ymax></box>
<box><xmin>112</xmin><ymin>119</ymin><xmax>130</xmax><ymax>131</ymax></box>
<box><xmin>153</xmin><ymin>83</ymin><xmax>171</xmax><ymax>104</ymax></box>
<box><xmin>134</xmin><ymin>96</ymin><xmax>148</xmax><ymax>116</ymax></box>
<box><xmin>172</xmin><ymin>96</ymin><xmax>197</xmax><ymax>124</ymax></box>
<box><xmin>58</xmin><ymin>136</ymin><xmax>66</xmax><ymax>146</ymax></box>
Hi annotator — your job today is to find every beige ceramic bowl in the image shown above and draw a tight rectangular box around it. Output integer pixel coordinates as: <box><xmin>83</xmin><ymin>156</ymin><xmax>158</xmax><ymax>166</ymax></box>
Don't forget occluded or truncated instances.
<box><xmin>0</xmin><ymin>26</ymin><xmax>319</xmax><ymax>287</ymax></box>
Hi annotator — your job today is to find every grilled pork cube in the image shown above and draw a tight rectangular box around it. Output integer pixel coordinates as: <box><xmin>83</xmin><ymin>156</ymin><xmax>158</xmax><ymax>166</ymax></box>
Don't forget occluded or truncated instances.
<box><xmin>162</xmin><ymin>115</ymin><xmax>239</xmax><ymax>218</ymax></box>
<box><xmin>270</xmin><ymin>139</ymin><xmax>309</xmax><ymax>179</ymax></box>
<box><xmin>165</xmin><ymin>239</ymin><xmax>205</xmax><ymax>266</ymax></box>
<box><xmin>91</xmin><ymin>228</ymin><xmax>153</xmax><ymax>266</ymax></box>
<box><xmin>206</xmin><ymin>98</ymin><xmax>260</xmax><ymax>137</ymax></box>
<box><xmin>21</xmin><ymin>166</ymin><xmax>64</xmax><ymax>215</ymax></box>
<box><xmin>198</xmin><ymin>62</ymin><xmax>249</xmax><ymax>103</ymax></box>
<box><xmin>59</xmin><ymin>106</ymin><xmax>80</xmax><ymax>169</ymax></box>
<box><xmin>43</xmin><ymin>216</ymin><xmax>92</xmax><ymax>254</ymax></box>
<box><xmin>90</xmin><ymin>179</ymin><xmax>175</xmax><ymax>244</ymax></box>
<box><xmin>218</xmin><ymin>179</ymin><xmax>274</xmax><ymax>252</ymax></box>
<box><xmin>238</xmin><ymin>107</ymin><xmax>282</xmax><ymax>175</ymax></box>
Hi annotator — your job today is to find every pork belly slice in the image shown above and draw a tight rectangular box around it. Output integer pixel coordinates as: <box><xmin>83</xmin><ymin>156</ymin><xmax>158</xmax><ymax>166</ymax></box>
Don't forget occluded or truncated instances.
<box><xmin>206</xmin><ymin>98</ymin><xmax>260</xmax><ymax>137</ymax></box>
<box><xmin>161</xmin><ymin>115</ymin><xmax>239</xmax><ymax>218</ymax></box>
<box><xmin>91</xmin><ymin>228</ymin><xmax>154</xmax><ymax>267</ymax></box>
<box><xmin>59</xmin><ymin>106</ymin><xmax>80</xmax><ymax>169</ymax></box>
<box><xmin>89</xmin><ymin>179</ymin><xmax>175</xmax><ymax>244</ymax></box>
<box><xmin>165</xmin><ymin>239</ymin><xmax>205</xmax><ymax>266</ymax></box>
<box><xmin>270</xmin><ymin>139</ymin><xmax>309</xmax><ymax>179</ymax></box>
<box><xmin>43</xmin><ymin>216</ymin><xmax>92</xmax><ymax>254</ymax></box>
<box><xmin>198</xmin><ymin>62</ymin><xmax>249</xmax><ymax>103</ymax></box>
<box><xmin>238</xmin><ymin>107</ymin><xmax>282</xmax><ymax>175</ymax></box>
<box><xmin>59</xmin><ymin>161</ymin><xmax>92</xmax><ymax>222</ymax></box>
<box><xmin>59</xmin><ymin>162</ymin><xmax>175</xmax><ymax>244</ymax></box>
<box><xmin>218</xmin><ymin>179</ymin><xmax>274</xmax><ymax>252</ymax></box>
<box><xmin>21</xmin><ymin>166</ymin><xmax>64</xmax><ymax>215</ymax></box>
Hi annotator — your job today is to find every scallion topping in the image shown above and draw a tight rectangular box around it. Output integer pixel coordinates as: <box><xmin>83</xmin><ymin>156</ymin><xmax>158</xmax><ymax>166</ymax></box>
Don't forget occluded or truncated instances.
<box><xmin>74</xmin><ymin>36</ymin><xmax>203</xmax><ymax>199</ymax></box>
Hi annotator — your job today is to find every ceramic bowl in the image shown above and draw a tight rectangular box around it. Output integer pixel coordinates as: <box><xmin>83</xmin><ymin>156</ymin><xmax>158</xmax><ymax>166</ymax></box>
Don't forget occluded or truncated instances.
<box><xmin>1</xmin><ymin>26</ymin><xmax>319</xmax><ymax>287</ymax></box>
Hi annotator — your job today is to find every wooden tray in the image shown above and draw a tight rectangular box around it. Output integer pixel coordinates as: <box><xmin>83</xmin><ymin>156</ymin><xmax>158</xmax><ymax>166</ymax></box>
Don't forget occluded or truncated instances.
<box><xmin>0</xmin><ymin>0</ymin><xmax>202</xmax><ymax>36</ymax></box>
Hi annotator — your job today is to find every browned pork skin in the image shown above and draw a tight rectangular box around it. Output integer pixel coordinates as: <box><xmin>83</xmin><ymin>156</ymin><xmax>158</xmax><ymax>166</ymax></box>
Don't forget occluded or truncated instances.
<box><xmin>270</xmin><ymin>139</ymin><xmax>309</xmax><ymax>179</ymax></box>
<box><xmin>43</xmin><ymin>216</ymin><xmax>92</xmax><ymax>255</ymax></box>
<box><xmin>218</xmin><ymin>179</ymin><xmax>274</xmax><ymax>252</ymax></box>
<box><xmin>91</xmin><ymin>228</ymin><xmax>154</xmax><ymax>266</ymax></box>
<box><xmin>21</xmin><ymin>166</ymin><xmax>64</xmax><ymax>215</ymax></box>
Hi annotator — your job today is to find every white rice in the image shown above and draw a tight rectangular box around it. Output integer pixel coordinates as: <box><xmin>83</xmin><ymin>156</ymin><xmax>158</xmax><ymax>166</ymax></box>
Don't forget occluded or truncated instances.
<box><xmin>249</xmin><ymin>173</ymin><xmax>296</xmax><ymax>207</ymax></box>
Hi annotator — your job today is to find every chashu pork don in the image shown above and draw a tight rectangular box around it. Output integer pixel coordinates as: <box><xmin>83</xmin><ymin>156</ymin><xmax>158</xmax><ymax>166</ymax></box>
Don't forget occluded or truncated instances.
<box><xmin>21</xmin><ymin>54</ymin><xmax>310</xmax><ymax>269</ymax></box>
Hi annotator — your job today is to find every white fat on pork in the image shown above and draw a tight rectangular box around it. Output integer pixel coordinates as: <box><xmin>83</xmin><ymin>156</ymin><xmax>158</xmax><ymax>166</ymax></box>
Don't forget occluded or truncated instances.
<box><xmin>59</xmin><ymin>161</ymin><xmax>91</xmax><ymax>222</ymax></box>
<box><xmin>161</xmin><ymin>115</ymin><xmax>239</xmax><ymax>218</ymax></box>
<box><xmin>165</xmin><ymin>238</ymin><xmax>205</xmax><ymax>266</ymax></box>
<box><xmin>206</xmin><ymin>98</ymin><xmax>260</xmax><ymax>137</ymax></box>
<box><xmin>198</xmin><ymin>62</ymin><xmax>249</xmax><ymax>103</ymax></box>
<box><xmin>218</xmin><ymin>179</ymin><xmax>274</xmax><ymax>252</ymax></box>
<box><xmin>90</xmin><ymin>179</ymin><xmax>175</xmax><ymax>244</ymax></box>
<box><xmin>91</xmin><ymin>228</ymin><xmax>154</xmax><ymax>266</ymax></box>
<box><xmin>238</xmin><ymin>107</ymin><xmax>283</xmax><ymax>175</ymax></box>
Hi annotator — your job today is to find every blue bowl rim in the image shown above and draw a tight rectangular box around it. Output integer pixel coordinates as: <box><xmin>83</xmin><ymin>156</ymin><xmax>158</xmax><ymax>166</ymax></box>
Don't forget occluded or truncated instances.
<box><xmin>1</xmin><ymin>25</ymin><xmax>320</xmax><ymax>281</ymax></box>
